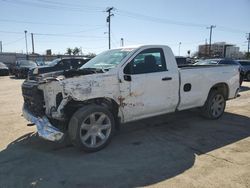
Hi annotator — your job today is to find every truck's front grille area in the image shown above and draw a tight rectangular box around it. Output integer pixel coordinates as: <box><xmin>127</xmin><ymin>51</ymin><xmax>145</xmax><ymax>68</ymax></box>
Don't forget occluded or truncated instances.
<box><xmin>22</xmin><ymin>81</ymin><xmax>45</xmax><ymax>116</ymax></box>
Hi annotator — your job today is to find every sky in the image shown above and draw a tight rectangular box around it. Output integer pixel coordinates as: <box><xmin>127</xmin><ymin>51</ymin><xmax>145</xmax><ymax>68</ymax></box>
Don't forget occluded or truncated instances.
<box><xmin>0</xmin><ymin>0</ymin><xmax>250</xmax><ymax>56</ymax></box>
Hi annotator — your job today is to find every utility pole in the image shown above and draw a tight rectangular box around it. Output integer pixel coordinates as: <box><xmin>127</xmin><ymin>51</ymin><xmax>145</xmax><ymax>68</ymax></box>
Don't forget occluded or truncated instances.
<box><xmin>205</xmin><ymin>39</ymin><xmax>208</xmax><ymax>57</ymax></box>
<box><xmin>121</xmin><ymin>38</ymin><xmax>124</xmax><ymax>47</ymax></box>
<box><xmin>0</xmin><ymin>41</ymin><xmax>2</xmax><ymax>53</ymax></box>
<box><xmin>106</xmin><ymin>7</ymin><xmax>114</xmax><ymax>49</ymax></box>
<box><xmin>247</xmin><ymin>33</ymin><xmax>250</xmax><ymax>57</ymax></box>
<box><xmin>207</xmin><ymin>25</ymin><xmax>216</xmax><ymax>57</ymax></box>
<box><xmin>24</xmin><ymin>30</ymin><xmax>28</xmax><ymax>55</ymax></box>
<box><xmin>31</xmin><ymin>33</ymin><xmax>35</xmax><ymax>54</ymax></box>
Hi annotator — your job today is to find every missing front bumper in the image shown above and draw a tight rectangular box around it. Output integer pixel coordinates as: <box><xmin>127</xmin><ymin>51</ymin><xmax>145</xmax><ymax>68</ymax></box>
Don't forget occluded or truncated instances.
<box><xmin>22</xmin><ymin>105</ymin><xmax>64</xmax><ymax>142</ymax></box>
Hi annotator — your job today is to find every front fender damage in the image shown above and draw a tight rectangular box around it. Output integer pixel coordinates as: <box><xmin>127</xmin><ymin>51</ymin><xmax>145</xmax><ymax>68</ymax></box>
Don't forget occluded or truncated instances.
<box><xmin>39</xmin><ymin>73</ymin><xmax>120</xmax><ymax>121</ymax></box>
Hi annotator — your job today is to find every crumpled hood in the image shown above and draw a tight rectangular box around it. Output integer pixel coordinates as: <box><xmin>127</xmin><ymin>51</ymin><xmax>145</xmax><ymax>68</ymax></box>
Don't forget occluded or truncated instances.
<box><xmin>0</xmin><ymin>67</ymin><xmax>8</xmax><ymax>70</ymax></box>
<box><xmin>18</xmin><ymin>66</ymin><xmax>35</xmax><ymax>70</ymax></box>
<box><xmin>37</xmin><ymin>68</ymin><xmax>103</xmax><ymax>82</ymax></box>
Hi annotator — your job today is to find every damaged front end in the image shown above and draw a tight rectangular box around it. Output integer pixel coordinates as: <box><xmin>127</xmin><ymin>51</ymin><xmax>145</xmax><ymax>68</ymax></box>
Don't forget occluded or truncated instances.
<box><xmin>22</xmin><ymin>78</ymin><xmax>66</xmax><ymax>141</ymax></box>
<box><xmin>22</xmin><ymin>68</ymin><xmax>108</xmax><ymax>142</ymax></box>
<box><xmin>22</xmin><ymin>105</ymin><xmax>64</xmax><ymax>141</ymax></box>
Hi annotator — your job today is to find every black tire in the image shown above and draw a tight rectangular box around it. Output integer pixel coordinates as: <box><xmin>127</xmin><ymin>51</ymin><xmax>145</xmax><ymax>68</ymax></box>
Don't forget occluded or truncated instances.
<box><xmin>68</xmin><ymin>105</ymin><xmax>115</xmax><ymax>152</ymax></box>
<box><xmin>16</xmin><ymin>72</ymin><xmax>21</xmax><ymax>79</ymax></box>
<box><xmin>201</xmin><ymin>90</ymin><xmax>226</xmax><ymax>119</ymax></box>
<box><xmin>246</xmin><ymin>72</ymin><xmax>250</xmax><ymax>81</ymax></box>
<box><xmin>240</xmin><ymin>75</ymin><xmax>243</xmax><ymax>86</ymax></box>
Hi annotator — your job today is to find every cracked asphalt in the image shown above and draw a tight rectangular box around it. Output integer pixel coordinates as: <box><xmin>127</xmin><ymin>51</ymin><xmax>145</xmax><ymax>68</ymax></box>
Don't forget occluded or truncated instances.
<box><xmin>0</xmin><ymin>76</ymin><xmax>250</xmax><ymax>188</ymax></box>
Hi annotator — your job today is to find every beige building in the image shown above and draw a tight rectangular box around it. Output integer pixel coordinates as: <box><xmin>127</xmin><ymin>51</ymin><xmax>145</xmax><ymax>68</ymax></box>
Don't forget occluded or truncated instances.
<box><xmin>198</xmin><ymin>42</ymin><xmax>241</xmax><ymax>58</ymax></box>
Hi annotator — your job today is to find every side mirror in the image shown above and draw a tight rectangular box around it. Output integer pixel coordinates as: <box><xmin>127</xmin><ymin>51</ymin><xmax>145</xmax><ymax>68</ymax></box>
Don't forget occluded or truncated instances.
<box><xmin>124</xmin><ymin>75</ymin><xmax>132</xmax><ymax>82</ymax></box>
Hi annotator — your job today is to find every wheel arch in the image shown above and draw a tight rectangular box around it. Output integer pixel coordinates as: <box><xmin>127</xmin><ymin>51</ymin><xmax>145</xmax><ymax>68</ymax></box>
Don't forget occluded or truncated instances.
<box><xmin>65</xmin><ymin>97</ymin><xmax>120</xmax><ymax>128</ymax></box>
<box><xmin>208</xmin><ymin>82</ymin><xmax>229</xmax><ymax>100</ymax></box>
<box><xmin>246</xmin><ymin>71</ymin><xmax>250</xmax><ymax>79</ymax></box>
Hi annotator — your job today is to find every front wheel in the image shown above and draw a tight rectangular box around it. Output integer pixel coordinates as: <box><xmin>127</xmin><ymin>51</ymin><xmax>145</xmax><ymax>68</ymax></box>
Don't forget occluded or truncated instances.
<box><xmin>246</xmin><ymin>72</ymin><xmax>250</xmax><ymax>81</ymax></box>
<box><xmin>201</xmin><ymin>90</ymin><xmax>226</xmax><ymax>119</ymax></box>
<box><xmin>240</xmin><ymin>74</ymin><xmax>244</xmax><ymax>86</ymax></box>
<box><xmin>68</xmin><ymin>105</ymin><xmax>115</xmax><ymax>152</ymax></box>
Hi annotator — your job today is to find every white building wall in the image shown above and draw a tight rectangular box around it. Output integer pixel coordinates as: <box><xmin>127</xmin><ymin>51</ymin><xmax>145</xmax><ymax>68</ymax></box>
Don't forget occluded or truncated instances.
<box><xmin>225</xmin><ymin>46</ymin><xmax>240</xmax><ymax>58</ymax></box>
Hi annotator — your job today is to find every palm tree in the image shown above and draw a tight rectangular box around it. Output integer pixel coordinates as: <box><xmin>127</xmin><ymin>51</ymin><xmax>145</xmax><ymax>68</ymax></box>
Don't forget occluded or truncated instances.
<box><xmin>66</xmin><ymin>48</ymin><xmax>72</xmax><ymax>55</ymax></box>
<box><xmin>73</xmin><ymin>47</ymin><xmax>80</xmax><ymax>55</ymax></box>
<box><xmin>86</xmin><ymin>53</ymin><xmax>96</xmax><ymax>58</ymax></box>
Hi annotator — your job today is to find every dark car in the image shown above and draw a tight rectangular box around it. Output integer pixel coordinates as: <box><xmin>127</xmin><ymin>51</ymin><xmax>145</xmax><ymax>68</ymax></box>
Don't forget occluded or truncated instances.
<box><xmin>175</xmin><ymin>56</ymin><xmax>194</xmax><ymax>66</ymax></box>
<box><xmin>195</xmin><ymin>59</ymin><xmax>244</xmax><ymax>85</ymax></box>
<box><xmin>237</xmin><ymin>60</ymin><xmax>250</xmax><ymax>81</ymax></box>
<box><xmin>14</xmin><ymin>60</ymin><xmax>37</xmax><ymax>78</ymax></box>
<box><xmin>0</xmin><ymin>62</ymin><xmax>9</xmax><ymax>76</ymax></box>
<box><xmin>28</xmin><ymin>57</ymin><xmax>90</xmax><ymax>80</ymax></box>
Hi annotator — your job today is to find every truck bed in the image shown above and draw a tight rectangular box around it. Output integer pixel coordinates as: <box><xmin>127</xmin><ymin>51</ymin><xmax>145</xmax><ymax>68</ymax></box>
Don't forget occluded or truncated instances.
<box><xmin>177</xmin><ymin>64</ymin><xmax>239</xmax><ymax>111</ymax></box>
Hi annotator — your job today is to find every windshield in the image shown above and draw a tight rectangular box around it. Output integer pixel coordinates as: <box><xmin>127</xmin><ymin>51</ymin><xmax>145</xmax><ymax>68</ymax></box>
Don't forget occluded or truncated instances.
<box><xmin>0</xmin><ymin>62</ymin><xmax>7</xmax><ymax>68</ymax></box>
<box><xmin>195</xmin><ymin>60</ymin><xmax>218</xmax><ymax>65</ymax></box>
<box><xmin>48</xmin><ymin>59</ymin><xmax>61</xmax><ymax>67</ymax></box>
<box><xmin>80</xmin><ymin>48</ymin><xmax>135</xmax><ymax>70</ymax></box>
<box><xmin>18</xmin><ymin>60</ymin><xmax>37</xmax><ymax>67</ymax></box>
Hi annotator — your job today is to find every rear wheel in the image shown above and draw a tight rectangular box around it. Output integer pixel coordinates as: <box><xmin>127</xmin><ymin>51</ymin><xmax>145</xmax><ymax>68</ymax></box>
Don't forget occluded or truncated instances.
<box><xmin>68</xmin><ymin>105</ymin><xmax>115</xmax><ymax>152</ymax></box>
<box><xmin>201</xmin><ymin>90</ymin><xmax>226</xmax><ymax>119</ymax></box>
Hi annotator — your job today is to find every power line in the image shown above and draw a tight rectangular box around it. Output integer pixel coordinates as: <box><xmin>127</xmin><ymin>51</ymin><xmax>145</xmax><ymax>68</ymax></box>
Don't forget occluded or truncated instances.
<box><xmin>1</xmin><ymin>0</ymin><xmax>104</xmax><ymax>13</ymax></box>
<box><xmin>0</xmin><ymin>18</ymin><xmax>105</xmax><ymax>27</ymax></box>
<box><xmin>110</xmin><ymin>31</ymin><xmax>120</xmax><ymax>46</ymax></box>
<box><xmin>0</xmin><ymin>30</ymin><xmax>23</xmax><ymax>34</ymax></box>
<box><xmin>216</xmin><ymin>26</ymin><xmax>248</xmax><ymax>34</ymax></box>
<box><xmin>0</xmin><ymin>29</ymin><xmax>107</xmax><ymax>38</ymax></box>
<box><xmin>116</xmin><ymin>9</ymin><xmax>207</xmax><ymax>28</ymax></box>
<box><xmin>34</xmin><ymin>0</ymin><xmax>104</xmax><ymax>10</ymax></box>
<box><xmin>116</xmin><ymin>9</ymin><xmax>248</xmax><ymax>34</ymax></box>
<box><xmin>33</xmin><ymin>33</ymin><xmax>106</xmax><ymax>39</ymax></box>
<box><xmin>59</xmin><ymin>26</ymin><xmax>106</xmax><ymax>35</ymax></box>
<box><xmin>2</xmin><ymin>37</ymin><xmax>25</xmax><ymax>46</ymax></box>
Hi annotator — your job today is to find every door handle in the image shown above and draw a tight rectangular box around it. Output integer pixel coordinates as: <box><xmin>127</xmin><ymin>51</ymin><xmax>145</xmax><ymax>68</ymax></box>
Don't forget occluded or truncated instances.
<box><xmin>162</xmin><ymin>77</ymin><xmax>172</xmax><ymax>81</ymax></box>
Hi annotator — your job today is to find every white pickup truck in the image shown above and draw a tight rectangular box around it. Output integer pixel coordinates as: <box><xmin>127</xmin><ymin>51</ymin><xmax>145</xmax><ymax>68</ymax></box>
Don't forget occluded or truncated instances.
<box><xmin>22</xmin><ymin>45</ymin><xmax>240</xmax><ymax>152</ymax></box>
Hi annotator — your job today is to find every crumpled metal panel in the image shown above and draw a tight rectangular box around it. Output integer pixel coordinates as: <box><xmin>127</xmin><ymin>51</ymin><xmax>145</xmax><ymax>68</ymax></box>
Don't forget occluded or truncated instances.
<box><xmin>22</xmin><ymin>105</ymin><xmax>64</xmax><ymax>142</ymax></box>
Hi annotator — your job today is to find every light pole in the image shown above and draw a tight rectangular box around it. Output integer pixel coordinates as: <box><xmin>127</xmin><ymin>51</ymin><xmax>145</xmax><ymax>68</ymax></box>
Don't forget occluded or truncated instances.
<box><xmin>121</xmin><ymin>38</ymin><xmax>124</xmax><ymax>47</ymax></box>
<box><xmin>24</xmin><ymin>30</ymin><xmax>28</xmax><ymax>55</ymax></box>
<box><xmin>0</xmin><ymin>41</ymin><xmax>2</xmax><ymax>53</ymax></box>
<box><xmin>178</xmin><ymin>42</ymin><xmax>181</xmax><ymax>56</ymax></box>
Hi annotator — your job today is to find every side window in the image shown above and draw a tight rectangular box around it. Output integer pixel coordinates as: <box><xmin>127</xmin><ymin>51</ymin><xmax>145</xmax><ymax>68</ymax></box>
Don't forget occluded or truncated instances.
<box><xmin>71</xmin><ymin>59</ymin><xmax>83</xmax><ymax>68</ymax></box>
<box><xmin>220</xmin><ymin>60</ymin><xmax>236</xmax><ymax>65</ymax></box>
<box><xmin>124</xmin><ymin>48</ymin><xmax>167</xmax><ymax>74</ymax></box>
<box><xmin>58</xmin><ymin>60</ymin><xmax>70</xmax><ymax>69</ymax></box>
<box><xmin>240</xmin><ymin>61</ymin><xmax>250</xmax><ymax>66</ymax></box>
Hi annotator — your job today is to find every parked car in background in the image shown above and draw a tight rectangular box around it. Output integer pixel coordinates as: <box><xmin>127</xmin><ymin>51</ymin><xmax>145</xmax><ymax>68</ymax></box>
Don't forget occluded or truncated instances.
<box><xmin>237</xmin><ymin>60</ymin><xmax>250</xmax><ymax>81</ymax></box>
<box><xmin>14</xmin><ymin>60</ymin><xmax>37</xmax><ymax>78</ymax></box>
<box><xmin>28</xmin><ymin>57</ymin><xmax>90</xmax><ymax>80</ymax></box>
<box><xmin>195</xmin><ymin>59</ymin><xmax>244</xmax><ymax>86</ymax></box>
<box><xmin>175</xmin><ymin>56</ymin><xmax>194</xmax><ymax>66</ymax></box>
<box><xmin>0</xmin><ymin>62</ymin><xmax>9</xmax><ymax>76</ymax></box>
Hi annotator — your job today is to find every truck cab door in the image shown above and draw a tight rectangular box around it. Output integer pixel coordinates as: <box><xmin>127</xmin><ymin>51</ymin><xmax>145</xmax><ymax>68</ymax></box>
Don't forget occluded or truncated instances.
<box><xmin>118</xmin><ymin>48</ymin><xmax>179</xmax><ymax>122</ymax></box>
